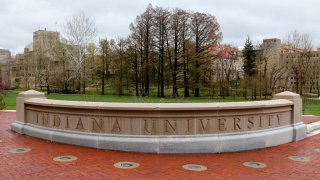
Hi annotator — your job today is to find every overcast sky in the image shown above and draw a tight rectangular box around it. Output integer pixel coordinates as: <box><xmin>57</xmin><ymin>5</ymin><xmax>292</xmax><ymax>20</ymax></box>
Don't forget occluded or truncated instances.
<box><xmin>1</xmin><ymin>0</ymin><xmax>320</xmax><ymax>54</ymax></box>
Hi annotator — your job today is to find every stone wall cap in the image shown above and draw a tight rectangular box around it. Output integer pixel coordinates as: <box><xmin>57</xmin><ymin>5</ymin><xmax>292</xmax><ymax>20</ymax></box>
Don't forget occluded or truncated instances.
<box><xmin>25</xmin><ymin>98</ymin><xmax>293</xmax><ymax>111</ymax></box>
<box><xmin>18</xmin><ymin>90</ymin><xmax>46</xmax><ymax>98</ymax></box>
<box><xmin>273</xmin><ymin>91</ymin><xmax>300</xmax><ymax>100</ymax></box>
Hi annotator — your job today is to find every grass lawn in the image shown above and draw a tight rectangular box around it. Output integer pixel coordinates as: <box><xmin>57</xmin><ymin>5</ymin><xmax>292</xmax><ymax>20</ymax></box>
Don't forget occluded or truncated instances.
<box><xmin>2</xmin><ymin>89</ymin><xmax>22</xmax><ymax>110</ymax></box>
<box><xmin>2</xmin><ymin>89</ymin><xmax>319</xmax><ymax>115</ymax></box>
<box><xmin>302</xmin><ymin>97</ymin><xmax>320</xmax><ymax>116</ymax></box>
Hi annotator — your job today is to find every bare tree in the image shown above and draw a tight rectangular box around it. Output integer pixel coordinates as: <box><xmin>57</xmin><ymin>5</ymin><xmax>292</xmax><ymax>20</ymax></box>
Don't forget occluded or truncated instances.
<box><xmin>152</xmin><ymin>6</ymin><xmax>170</xmax><ymax>98</ymax></box>
<box><xmin>269</xmin><ymin>64</ymin><xmax>287</xmax><ymax>96</ymax></box>
<box><xmin>99</xmin><ymin>39</ymin><xmax>110</xmax><ymax>95</ymax></box>
<box><xmin>51</xmin><ymin>41</ymin><xmax>74</xmax><ymax>93</ymax></box>
<box><xmin>168</xmin><ymin>8</ymin><xmax>190</xmax><ymax>98</ymax></box>
<box><xmin>127</xmin><ymin>38</ymin><xmax>140</xmax><ymax>96</ymax></box>
<box><xmin>129</xmin><ymin>23</ymin><xmax>144</xmax><ymax>95</ymax></box>
<box><xmin>113</xmin><ymin>38</ymin><xmax>127</xmax><ymax>95</ymax></box>
<box><xmin>190</xmin><ymin>12</ymin><xmax>222</xmax><ymax>97</ymax></box>
<box><xmin>283</xmin><ymin>31</ymin><xmax>313</xmax><ymax>95</ymax></box>
<box><xmin>216</xmin><ymin>44</ymin><xmax>238</xmax><ymax>97</ymax></box>
<box><xmin>86</xmin><ymin>43</ymin><xmax>98</xmax><ymax>89</ymax></box>
<box><xmin>129</xmin><ymin>4</ymin><xmax>154</xmax><ymax>96</ymax></box>
<box><xmin>63</xmin><ymin>11</ymin><xmax>97</xmax><ymax>93</ymax></box>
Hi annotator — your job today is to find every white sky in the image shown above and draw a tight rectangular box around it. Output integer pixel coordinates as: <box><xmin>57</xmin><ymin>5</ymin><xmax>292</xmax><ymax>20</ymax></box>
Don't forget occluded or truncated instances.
<box><xmin>1</xmin><ymin>0</ymin><xmax>320</xmax><ymax>54</ymax></box>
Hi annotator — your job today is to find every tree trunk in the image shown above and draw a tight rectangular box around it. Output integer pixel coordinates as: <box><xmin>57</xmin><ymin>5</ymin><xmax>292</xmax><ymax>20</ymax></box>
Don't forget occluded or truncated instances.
<box><xmin>46</xmin><ymin>84</ymin><xmax>50</xmax><ymax>94</ymax></box>
<box><xmin>157</xmin><ymin>56</ymin><xmax>160</xmax><ymax>97</ymax></box>
<box><xmin>183</xmin><ymin>55</ymin><xmax>189</xmax><ymax>97</ymax></box>
<box><xmin>317</xmin><ymin>81</ymin><xmax>320</xmax><ymax>97</ymax></box>
<box><xmin>101</xmin><ymin>56</ymin><xmax>105</xmax><ymax>95</ymax></box>
<box><xmin>144</xmin><ymin>27</ymin><xmax>150</xmax><ymax>97</ymax></box>
<box><xmin>82</xmin><ymin>64</ymin><xmax>86</xmax><ymax>94</ymax></box>
<box><xmin>194</xmin><ymin>60</ymin><xmax>200</xmax><ymax>97</ymax></box>
<box><xmin>160</xmin><ymin>53</ymin><xmax>164</xmax><ymax>98</ymax></box>
<box><xmin>64</xmin><ymin>83</ymin><xmax>68</xmax><ymax>93</ymax></box>
<box><xmin>134</xmin><ymin>46</ymin><xmax>139</xmax><ymax>96</ymax></box>
<box><xmin>140</xmin><ymin>46</ymin><xmax>144</xmax><ymax>96</ymax></box>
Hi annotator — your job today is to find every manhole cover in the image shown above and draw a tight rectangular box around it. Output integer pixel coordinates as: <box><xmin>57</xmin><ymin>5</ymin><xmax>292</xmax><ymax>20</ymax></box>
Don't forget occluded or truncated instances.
<box><xmin>182</xmin><ymin>164</ymin><xmax>207</xmax><ymax>171</ymax></box>
<box><xmin>243</xmin><ymin>162</ymin><xmax>267</xmax><ymax>168</ymax></box>
<box><xmin>314</xmin><ymin>148</ymin><xmax>320</xmax><ymax>153</ymax></box>
<box><xmin>288</xmin><ymin>156</ymin><xmax>310</xmax><ymax>162</ymax></box>
<box><xmin>53</xmin><ymin>156</ymin><xmax>77</xmax><ymax>162</ymax></box>
<box><xmin>114</xmin><ymin>162</ymin><xmax>139</xmax><ymax>169</ymax></box>
<box><xmin>8</xmin><ymin>148</ymin><xmax>31</xmax><ymax>154</ymax></box>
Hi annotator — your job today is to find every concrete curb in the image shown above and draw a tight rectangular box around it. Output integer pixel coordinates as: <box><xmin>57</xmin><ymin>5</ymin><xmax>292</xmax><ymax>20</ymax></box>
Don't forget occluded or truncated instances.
<box><xmin>0</xmin><ymin>110</ymin><xmax>16</xmax><ymax>112</ymax></box>
<box><xmin>307</xmin><ymin>121</ymin><xmax>320</xmax><ymax>137</ymax></box>
<box><xmin>303</xmin><ymin>115</ymin><xmax>319</xmax><ymax>117</ymax></box>
<box><xmin>307</xmin><ymin>121</ymin><xmax>320</xmax><ymax>133</ymax></box>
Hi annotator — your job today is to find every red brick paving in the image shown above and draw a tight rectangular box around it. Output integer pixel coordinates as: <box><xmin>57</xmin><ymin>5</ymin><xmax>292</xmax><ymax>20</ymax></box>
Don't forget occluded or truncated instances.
<box><xmin>302</xmin><ymin>116</ymin><xmax>320</xmax><ymax>124</ymax></box>
<box><xmin>1</xmin><ymin>112</ymin><xmax>320</xmax><ymax>180</ymax></box>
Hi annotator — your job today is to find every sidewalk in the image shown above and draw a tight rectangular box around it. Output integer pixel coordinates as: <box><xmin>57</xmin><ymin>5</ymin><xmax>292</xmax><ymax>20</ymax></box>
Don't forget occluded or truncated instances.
<box><xmin>0</xmin><ymin>112</ymin><xmax>320</xmax><ymax>180</ymax></box>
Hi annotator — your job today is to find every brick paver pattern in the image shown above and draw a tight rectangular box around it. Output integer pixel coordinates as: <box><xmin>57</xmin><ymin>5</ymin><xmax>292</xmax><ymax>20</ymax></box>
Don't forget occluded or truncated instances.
<box><xmin>0</xmin><ymin>112</ymin><xmax>320</xmax><ymax>180</ymax></box>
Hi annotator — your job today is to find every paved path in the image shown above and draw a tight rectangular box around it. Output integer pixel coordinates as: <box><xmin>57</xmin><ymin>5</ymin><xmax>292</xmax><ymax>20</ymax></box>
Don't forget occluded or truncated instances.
<box><xmin>1</xmin><ymin>112</ymin><xmax>320</xmax><ymax>180</ymax></box>
<box><xmin>303</xmin><ymin>115</ymin><xmax>320</xmax><ymax>124</ymax></box>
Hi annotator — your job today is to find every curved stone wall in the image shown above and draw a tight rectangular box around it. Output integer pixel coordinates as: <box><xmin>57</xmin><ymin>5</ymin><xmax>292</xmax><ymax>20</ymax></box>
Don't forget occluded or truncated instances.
<box><xmin>11</xmin><ymin>90</ymin><xmax>307</xmax><ymax>154</ymax></box>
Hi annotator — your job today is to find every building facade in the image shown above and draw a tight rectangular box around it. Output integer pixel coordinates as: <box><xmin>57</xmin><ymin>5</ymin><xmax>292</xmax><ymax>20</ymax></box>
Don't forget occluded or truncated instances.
<box><xmin>0</xmin><ymin>49</ymin><xmax>13</xmax><ymax>88</ymax></box>
<box><xmin>257</xmin><ymin>38</ymin><xmax>320</xmax><ymax>95</ymax></box>
<box><xmin>33</xmin><ymin>29</ymin><xmax>60</xmax><ymax>52</ymax></box>
<box><xmin>11</xmin><ymin>29</ymin><xmax>60</xmax><ymax>89</ymax></box>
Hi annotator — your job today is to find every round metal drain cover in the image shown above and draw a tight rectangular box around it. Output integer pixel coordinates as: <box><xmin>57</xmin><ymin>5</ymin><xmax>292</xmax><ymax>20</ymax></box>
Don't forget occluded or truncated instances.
<box><xmin>114</xmin><ymin>162</ymin><xmax>139</xmax><ymax>169</ymax></box>
<box><xmin>8</xmin><ymin>148</ymin><xmax>31</xmax><ymax>154</ymax></box>
<box><xmin>314</xmin><ymin>148</ymin><xmax>320</xmax><ymax>153</ymax></box>
<box><xmin>182</xmin><ymin>164</ymin><xmax>207</xmax><ymax>171</ymax></box>
<box><xmin>53</xmin><ymin>156</ymin><xmax>78</xmax><ymax>162</ymax></box>
<box><xmin>288</xmin><ymin>156</ymin><xmax>310</xmax><ymax>162</ymax></box>
<box><xmin>243</xmin><ymin>162</ymin><xmax>267</xmax><ymax>168</ymax></box>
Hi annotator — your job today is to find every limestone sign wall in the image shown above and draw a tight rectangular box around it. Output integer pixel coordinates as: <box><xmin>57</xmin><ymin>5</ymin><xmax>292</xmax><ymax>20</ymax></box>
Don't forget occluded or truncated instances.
<box><xmin>11</xmin><ymin>90</ymin><xmax>307</xmax><ymax>154</ymax></box>
<box><xmin>25</xmin><ymin>102</ymin><xmax>292</xmax><ymax>135</ymax></box>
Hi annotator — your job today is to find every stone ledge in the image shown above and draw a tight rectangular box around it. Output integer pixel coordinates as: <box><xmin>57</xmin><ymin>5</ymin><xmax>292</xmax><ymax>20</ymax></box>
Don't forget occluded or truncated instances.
<box><xmin>25</xmin><ymin>98</ymin><xmax>293</xmax><ymax>111</ymax></box>
<box><xmin>11</xmin><ymin>122</ymin><xmax>306</xmax><ymax>154</ymax></box>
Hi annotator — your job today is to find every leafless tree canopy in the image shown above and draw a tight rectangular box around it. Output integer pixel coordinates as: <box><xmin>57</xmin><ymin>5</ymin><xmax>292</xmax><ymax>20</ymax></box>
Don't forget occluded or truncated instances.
<box><xmin>63</xmin><ymin>11</ymin><xmax>97</xmax><ymax>92</ymax></box>
<box><xmin>64</xmin><ymin>12</ymin><xmax>97</xmax><ymax>47</ymax></box>
<box><xmin>284</xmin><ymin>31</ymin><xmax>313</xmax><ymax>52</ymax></box>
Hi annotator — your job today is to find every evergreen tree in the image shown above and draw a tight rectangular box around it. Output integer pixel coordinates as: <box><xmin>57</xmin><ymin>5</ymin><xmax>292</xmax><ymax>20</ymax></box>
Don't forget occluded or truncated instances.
<box><xmin>243</xmin><ymin>37</ymin><xmax>256</xmax><ymax>77</ymax></box>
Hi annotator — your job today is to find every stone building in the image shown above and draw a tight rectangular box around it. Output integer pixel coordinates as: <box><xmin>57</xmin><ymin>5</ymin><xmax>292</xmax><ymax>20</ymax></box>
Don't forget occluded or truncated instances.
<box><xmin>257</xmin><ymin>38</ymin><xmax>320</xmax><ymax>94</ymax></box>
<box><xmin>281</xmin><ymin>50</ymin><xmax>320</xmax><ymax>94</ymax></box>
<box><xmin>0</xmin><ymin>49</ymin><xmax>13</xmax><ymax>88</ymax></box>
<box><xmin>33</xmin><ymin>29</ymin><xmax>60</xmax><ymax>52</ymax></box>
<box><xmin>12</xmin><ymin>48</ymin><xmax>37</xmax><ymax>88</ymax></box>
<box><xmin>0</xmin><ymin>49</ymin><xmax>11</xmax><ymax>63</ymax></box>
<box><xmin>213</xmin><ymin>45</ymin><xmax>243</xmax><ymax>82</ymax></box>
<box><xmin>12</xmin><ymin>29</ymin><xmax>60</xmax><ymax>89</ymax></box>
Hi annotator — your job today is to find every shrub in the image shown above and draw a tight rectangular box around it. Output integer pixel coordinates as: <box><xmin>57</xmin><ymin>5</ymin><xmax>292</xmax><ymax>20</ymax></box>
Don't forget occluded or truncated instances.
<box><xmin>0</xmin><ymin>93</ymin><xmax>5</xmax><ymax>110</ymax></box>
<box><xmin>0</xmin><ymin>77</ymin><xmax>8</xmax><ymax>109</ymax></box>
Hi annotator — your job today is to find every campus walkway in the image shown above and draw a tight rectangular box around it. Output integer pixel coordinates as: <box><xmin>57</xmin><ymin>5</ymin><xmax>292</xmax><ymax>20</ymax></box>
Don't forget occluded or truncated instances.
<box><xmin>0</xmin><ymin>111</ymin><xmax>320</xmax><ymax>180</ymax></box>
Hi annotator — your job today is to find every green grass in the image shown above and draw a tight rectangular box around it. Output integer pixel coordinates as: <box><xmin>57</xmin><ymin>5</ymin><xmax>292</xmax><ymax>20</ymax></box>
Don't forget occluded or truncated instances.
<box><xmin>302</xmin><ymin>97</ymin><xmax>320</xmax><ymax>116</ymax></box>
<box><xmin>2</xmin><ymin>89</ymin><xmax>24</xmax><ymax>110</ymax></box>
<box><xmin>2</xmin><ymin>89</ymin><xmax>319</xmax><ymax>116</ymax></box>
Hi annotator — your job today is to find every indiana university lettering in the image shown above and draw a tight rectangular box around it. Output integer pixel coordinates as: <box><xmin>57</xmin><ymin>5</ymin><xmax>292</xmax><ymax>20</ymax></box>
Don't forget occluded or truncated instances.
<box><xmin>26</xmin><ymin>110</ymin><xmax>291</xmax><ymax>135</ymax></box>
